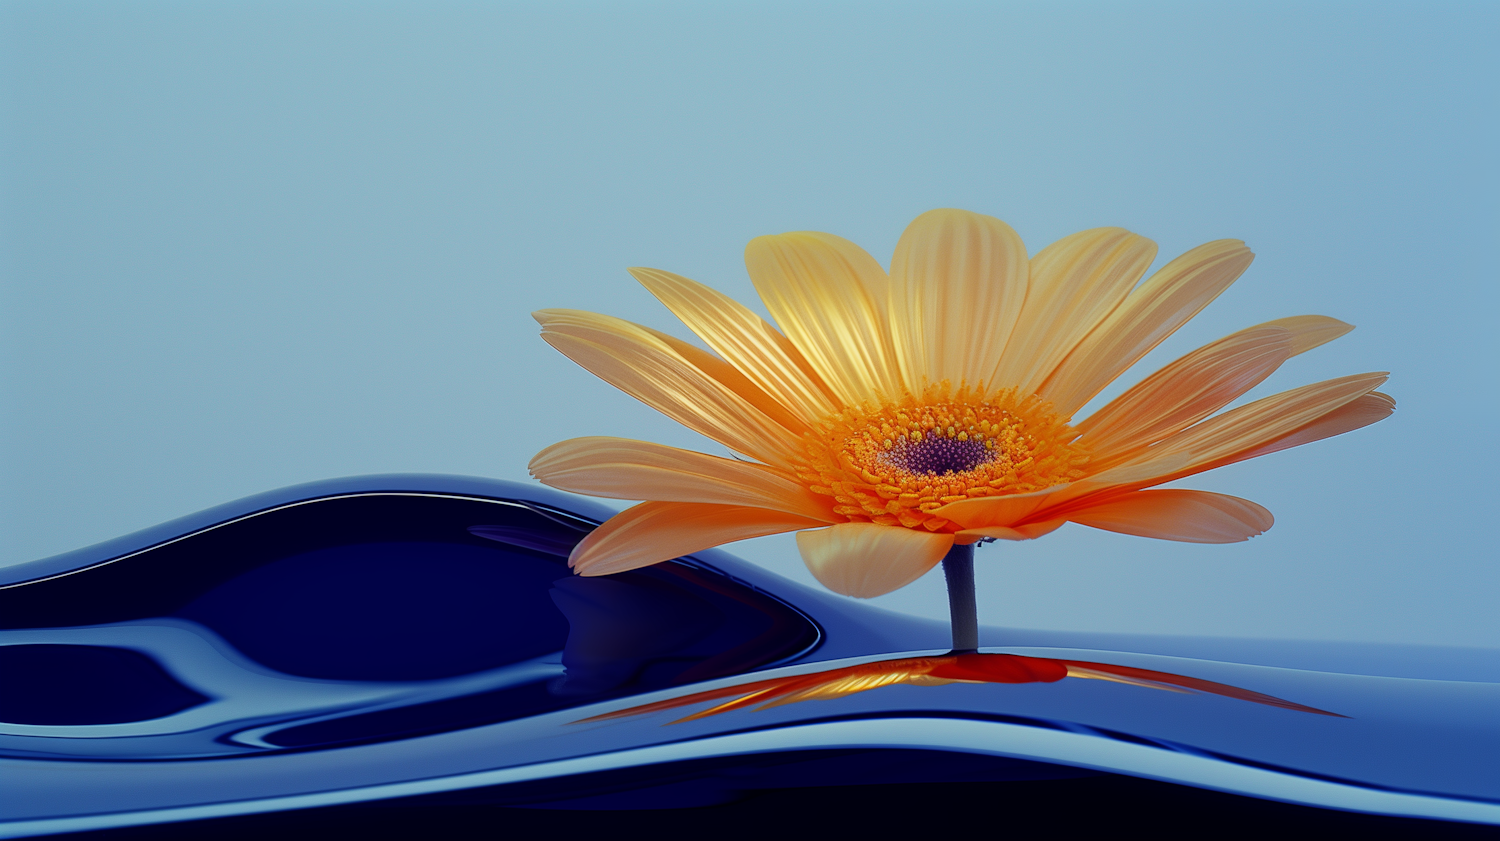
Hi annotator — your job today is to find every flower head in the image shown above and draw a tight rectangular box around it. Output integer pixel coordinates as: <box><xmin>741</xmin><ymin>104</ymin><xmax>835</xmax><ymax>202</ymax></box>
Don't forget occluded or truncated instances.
<box><xmin>531</xmin><ymin>210</ymin><xmax>1392</xmax><ymax>598</ymax></box>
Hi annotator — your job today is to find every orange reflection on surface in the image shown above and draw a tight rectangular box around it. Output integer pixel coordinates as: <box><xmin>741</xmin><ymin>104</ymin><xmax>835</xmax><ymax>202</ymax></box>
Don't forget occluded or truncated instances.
<box><xmin>579</xmin><ymin>652</ymin><xmax>1341</xmax><ymax>724</ymax></box>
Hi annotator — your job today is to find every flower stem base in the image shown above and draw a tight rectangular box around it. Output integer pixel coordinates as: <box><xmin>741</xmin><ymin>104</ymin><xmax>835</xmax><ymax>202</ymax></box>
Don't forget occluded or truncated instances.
<box><xmin>942</xmin><ymin>542</ymin><xmax>978</xmax><ymax>653</ymax></box>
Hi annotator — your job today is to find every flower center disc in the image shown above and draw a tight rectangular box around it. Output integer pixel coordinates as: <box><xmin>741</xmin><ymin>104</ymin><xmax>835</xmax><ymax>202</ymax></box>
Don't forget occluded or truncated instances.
<box><xmin>794</xmin><ymin>385</ymin><xmax>1089</xmax><ymax>532</ymax></box>
<box><xmin>877</xmin><ymin>432</ymin><xmax>992</xmax><ymax>476</ymax></box>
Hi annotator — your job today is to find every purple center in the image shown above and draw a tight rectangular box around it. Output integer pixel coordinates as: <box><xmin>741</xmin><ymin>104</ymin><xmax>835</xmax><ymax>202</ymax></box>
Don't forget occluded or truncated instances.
<box><xmin>878</xmin><ymin>432</ymin><xmax>992</xmax><ymax>476</ymax></box>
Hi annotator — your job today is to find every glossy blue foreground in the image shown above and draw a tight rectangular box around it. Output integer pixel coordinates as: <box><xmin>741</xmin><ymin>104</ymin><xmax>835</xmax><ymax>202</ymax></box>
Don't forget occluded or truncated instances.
<box><xmin>2</xmin><ymin>475</ymin><xmax>1498</xmax><ymax>836</ymax></box>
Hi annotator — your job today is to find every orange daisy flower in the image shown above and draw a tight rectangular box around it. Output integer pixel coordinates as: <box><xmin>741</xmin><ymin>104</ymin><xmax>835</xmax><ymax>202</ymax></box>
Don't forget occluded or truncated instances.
<box><xmin>531</xmin><ymin>209</ymin><xmax>1392</xmax><ymax>598</ymax></box>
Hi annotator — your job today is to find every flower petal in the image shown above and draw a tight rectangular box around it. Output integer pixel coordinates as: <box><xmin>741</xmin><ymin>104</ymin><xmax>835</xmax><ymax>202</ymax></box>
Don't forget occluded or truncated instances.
<box><xmin>1078</xmin><ymin>315</ymin><xmax>1357</xmax><ymax>464</ymax></box>
<box><xmin>968</xmin><ymin>382</ymin><xmax>1387</xmax><ymax>529</ymax></box>
<box><xmin>535</xmin><ymin>309</ymin><xmax>804</xmax><ymax>468</ymax></box>
<box><xmin>1060</xmin><ymin>375</ymin><xmax>1388</xmax><ymax>500</ymax></box>
<box><xmin>570</xmin><ymin>502</ymin><xmax>828</xmax><ymax>576</ymax></box>
<box><xmin>992</xmin><ymin>227</ymin><xmax>1157</xmax><ymax>395</ymax></box>
<box><xmin>629</xmin><ymin>267</ymin><xmax>838</xmax><ymax>423</ymax></box>
<box><xmin>1255</xmin><ymin>315</ymin><xmax>1354</xmax><ymax>355</ymax></box>
<box><xmin>744</xmin><ymin>231</ymin><xmax>903</xmax><ymax>404</ymax></box>
<box><xmin>1077</xmin><ymin>315</ymin><xmax>1357</xmax><ymax>463</ymax></box>
<box><xmin>1147</xmin><ymin>371</ymin><xmax>1389</xmax><ymax>468</ymax></box>
<box><xmin>1076</xmin><ymin>326</ymin><xmax>1293</xmax><ymax>462</ymax></box>
<box><xmin>530</xmin><ymin>436</ymin><xmax>836</xmax><ymax>520</ymax></box>
<box><xmin>932</xmin><ymin>454</ymin><xmax>1196</xmax><ymax>530</ymax></box>
<box><xmin>888</xmin><ymin>209</ymin><xmax>1028</xmax><ymax>391</ymax></box>
<box><xmin>1235</xmin><ymin>391</ymin><xmax>1395</xmax><ymax>462</ymax></box>
<box><xmin>796</xmin><ymin>523</ymin><xmax>953</xmax><ymax>598</ymax></box>
<box><xmin>1064</xmin><ymin>489</ymin><xmax>1273</xmax><ymax>543</ymax></box>
<box><xmin>955</xmin><ymin>520</ymin><xmax>1065</xmax><ymax>543</ymax></box>
<box><xmin>1040</xmin><ymin>239</ymin><xmax>1255</xmax><ymax>417</ymax></box>
<box><xmin>932</xmin><ymin>489</ymin><xmax>1058</xmax><ymax>531</ymax></box>
<box><xmin>537</xmin><ymin>309</ymin><xmax>806</xmax><ymax>434</ymax></box>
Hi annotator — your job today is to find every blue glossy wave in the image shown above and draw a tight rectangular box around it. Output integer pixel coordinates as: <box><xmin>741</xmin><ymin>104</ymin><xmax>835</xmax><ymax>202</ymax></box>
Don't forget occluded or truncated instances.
<box><xmin>2</xmin><ymin>476</ymin><xmax>1497</xmax><ymax>836</ymax></box>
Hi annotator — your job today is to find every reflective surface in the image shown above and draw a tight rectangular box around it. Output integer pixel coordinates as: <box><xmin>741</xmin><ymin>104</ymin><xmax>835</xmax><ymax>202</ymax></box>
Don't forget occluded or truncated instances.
<box><xmin>0</xmin><ymin>486</ymin><xmax>818</xmax><ymax>761</ymax></box>
<box><xmin>2</xmin><ymin>476</ymin><xmax>1498</xmax><ymax>836</ymax></box>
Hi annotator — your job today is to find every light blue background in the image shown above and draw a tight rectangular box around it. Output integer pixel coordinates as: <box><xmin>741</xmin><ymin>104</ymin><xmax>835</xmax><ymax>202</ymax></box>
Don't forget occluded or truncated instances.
<box><xmin>3</xmin><ymin>1</ymin><xmax>1495</xmax><ymax>646</ymax></box>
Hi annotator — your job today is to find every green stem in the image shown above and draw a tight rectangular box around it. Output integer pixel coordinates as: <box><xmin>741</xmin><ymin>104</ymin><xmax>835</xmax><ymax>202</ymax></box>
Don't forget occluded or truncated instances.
<box><xmin>942</xmin><ymin>541</ymin><xmax>978</xmax><ymax>653</ymax></box>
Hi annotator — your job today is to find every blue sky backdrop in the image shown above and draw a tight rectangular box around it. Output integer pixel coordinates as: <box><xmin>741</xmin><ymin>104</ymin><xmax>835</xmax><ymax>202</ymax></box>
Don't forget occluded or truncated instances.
<box><xmin>2</xmin><ymin>1</ymin><xmax>1496</xmax><ymax>645</ymax></box>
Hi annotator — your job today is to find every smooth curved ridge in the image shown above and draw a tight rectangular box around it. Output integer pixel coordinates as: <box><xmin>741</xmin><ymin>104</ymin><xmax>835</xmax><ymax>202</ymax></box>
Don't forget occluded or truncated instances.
<box><xmin>2</xmin><ymin>717</ymin><xmax>1496</xmax><ymax>838</ymax></box>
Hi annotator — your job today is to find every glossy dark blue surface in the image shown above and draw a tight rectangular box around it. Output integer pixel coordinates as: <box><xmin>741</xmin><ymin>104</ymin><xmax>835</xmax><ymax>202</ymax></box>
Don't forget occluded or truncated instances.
<box><xmin>0</xmin><ymin>645</ymin><xmax>209</xmax><ymax>726</ymax></box>
<box><xmin>2</xmin><ymin>475</ymin><xmax>1498</xmax><ymax>837</ymax></box>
